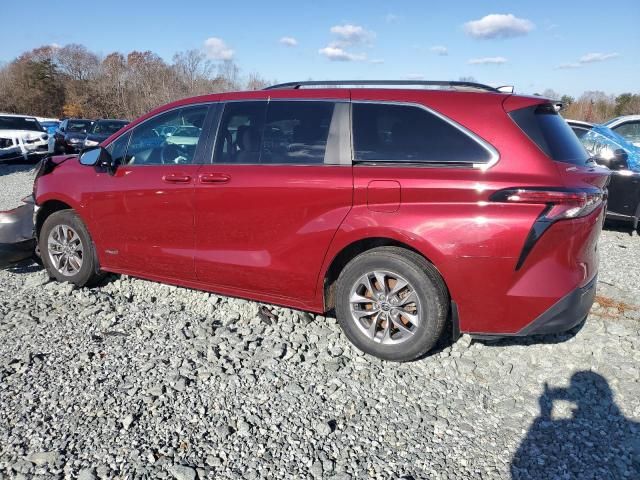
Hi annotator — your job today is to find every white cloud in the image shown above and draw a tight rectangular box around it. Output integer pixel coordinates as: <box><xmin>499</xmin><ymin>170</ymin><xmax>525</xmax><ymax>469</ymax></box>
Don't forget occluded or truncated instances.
<box><xmin>279</xmin><ymin>36</ymin><xmax>298</xmax><ymax>47</ymax></box>
<box><xmin>464</xmin><ymin>14</ymin><xmax>534</xmax><ymax>39</ymax></box>
<box><xmin>329</xmin><ymin>24</ymin><xmax>375</xmax><ymax>46</ymax></box>
<box><xmin>579</xmin><ymin>52</ymin><xmax>620</xmax><ymax>63</ymax></box>
<box><xmin>468</xmin><ymin>56</ymin><xmax>508</xmax><ymax>65</ymax></box>
<box><xmin>370</xmin><ymin>58</ymin><xmax>384</xmax><ymax>64</ymax></box>
<box><xmin>318</xmin><ymin>46</ymin><xmax>366</xmax><ymax>62</ymax></box>
<box><xmin>556</xmin><ymin>52</ymin><xmax>620</xmax><ymax>69</ymax></box>
<box><xmin>557</xmin><ymin>62</ymin><xmax>582</xmax><ymax>70</ymax></box>
<box><xmin>385</xmin><ymin>13</ymin><xmax>400</xmax><ymax>23</ymax></box>
<box><xmin>203</xmin><ymin>37</ymin><xmax>234</xmax><ymax>60</ymax></box>
<box><xmin>430</xmin><ymin>45</ymin><xmax>448</xmax><ymax>56</ymax></box>
<box><xmin>49</xmin><ymin>43</ymin><xmax>61</xmax><ymax>50</ymax></box>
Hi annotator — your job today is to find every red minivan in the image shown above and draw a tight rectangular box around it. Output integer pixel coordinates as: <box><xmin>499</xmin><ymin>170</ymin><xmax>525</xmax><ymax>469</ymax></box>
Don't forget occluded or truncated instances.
<box><xmin>30</xmin><ymin>80</ymin><xmax>609</xmax><ymax>361</ymax></box>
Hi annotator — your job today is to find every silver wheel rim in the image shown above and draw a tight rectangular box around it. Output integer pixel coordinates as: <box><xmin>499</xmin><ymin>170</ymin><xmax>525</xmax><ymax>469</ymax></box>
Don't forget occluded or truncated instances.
<box><xmin>47</xmin><ymin>224</ymin><xmax>84</xmax><ymax>277</ymax></box>
<box><xmin>349</xmin><ymin>270</ymin><xmax>421</xmax><ymax>345</ymax></box>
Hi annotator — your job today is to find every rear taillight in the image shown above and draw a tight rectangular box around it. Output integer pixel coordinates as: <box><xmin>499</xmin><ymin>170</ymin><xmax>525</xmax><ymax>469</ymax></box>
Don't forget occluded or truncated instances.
<box><xmin>490</xmin><ymin>188</ymin><xmax>604</xmax><ymax>220</ymax></box>
<box><xmin>490</xmin><ymin>187</ymin><xmax>605</xmax><ymax>270</ymax></box>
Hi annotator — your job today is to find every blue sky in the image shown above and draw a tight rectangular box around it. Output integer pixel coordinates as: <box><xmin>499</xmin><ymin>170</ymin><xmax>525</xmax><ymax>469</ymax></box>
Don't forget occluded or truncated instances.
<box><xmin>1</xmin><ymin>0</ymin><xmax>638</xmax><ymax>97</ymax></box>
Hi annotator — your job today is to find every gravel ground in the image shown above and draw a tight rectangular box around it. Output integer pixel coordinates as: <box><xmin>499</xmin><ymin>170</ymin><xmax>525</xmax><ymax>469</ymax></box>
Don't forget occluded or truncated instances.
<box><xmin>0</xmin><ymin>164</ymin><xmax>639</xmax><ymax>479</ymax></box>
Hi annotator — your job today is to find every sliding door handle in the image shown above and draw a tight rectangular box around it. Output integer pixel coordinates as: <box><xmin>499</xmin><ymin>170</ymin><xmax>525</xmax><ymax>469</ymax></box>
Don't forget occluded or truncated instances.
<box><xmin>200</xmin><ymin>173</ymin><xmax>230</xmax><ymax>184</ymax></box>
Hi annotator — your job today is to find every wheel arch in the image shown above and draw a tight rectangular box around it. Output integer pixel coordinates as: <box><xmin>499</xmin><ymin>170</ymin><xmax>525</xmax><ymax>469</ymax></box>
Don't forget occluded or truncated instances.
<box><xmin>321</xmin><ymin>236</ymin><xmax>449</xmax><ymax>312</ymax></box>
<box><xmin>35</xmin><ymin>199</ymin><xmax>75</xmax><ymax>238</ymax></box>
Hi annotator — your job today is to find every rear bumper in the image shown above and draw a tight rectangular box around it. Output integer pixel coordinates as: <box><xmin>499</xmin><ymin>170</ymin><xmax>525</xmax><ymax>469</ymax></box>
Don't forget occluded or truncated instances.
<box><xmin>471</xmin><ymin>275</ymin><xmax>596</xmax><ymax>339</ymax></box>
<box><xmin>516</xmin><ymin>274</ymin><xmax>596</xmax><ymax>335</ymax></box>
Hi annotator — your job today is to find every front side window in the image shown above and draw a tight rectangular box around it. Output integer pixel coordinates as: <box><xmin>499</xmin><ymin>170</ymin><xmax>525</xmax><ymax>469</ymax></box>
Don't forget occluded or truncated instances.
<box><xmin>124</xmin><ymin>105</ymin><xmax>208</xmax><ymax>165</ymax></box>
<box><xmin>612</xmin><ymin>121</ymin><xmax>640</xmax><ymax>145</ymax></box>
<box><xmin>581</xmin><ymin>130</ymin><xmax>622</xmax><ymax>159</ymax></box>
<box><xmin>214</xmin><ymin>101</ymin><xmax>339</xmax><ymax>165</ymax></box>
<box><xmin>352</xmin><ymin>103</ymin><xmax>493</xmax><ymax>164</ymax></box>
<box><xmin>106</xmin><ymin>131</ymin><xmax>131</xmax><ymax>166</ymax></box>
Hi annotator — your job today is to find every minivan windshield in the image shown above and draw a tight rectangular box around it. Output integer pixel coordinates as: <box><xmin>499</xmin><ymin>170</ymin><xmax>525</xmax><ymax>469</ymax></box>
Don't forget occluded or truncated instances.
<box><xmin>0</xmin><ymin>116</ymin><xmax>44</xmax><ymax>132</ymax></box>
<box><xmin>510</xmin><ymin>104</ymin><xmax>590</xmax><ymax>165</ymax></box>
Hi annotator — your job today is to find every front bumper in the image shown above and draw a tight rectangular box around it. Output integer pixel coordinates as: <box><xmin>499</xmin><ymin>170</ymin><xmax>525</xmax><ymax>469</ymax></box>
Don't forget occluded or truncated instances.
<box><xmin>0</xmin><ymin>201</ymin><xmax>36</xmax><ymax>269</ymax></box>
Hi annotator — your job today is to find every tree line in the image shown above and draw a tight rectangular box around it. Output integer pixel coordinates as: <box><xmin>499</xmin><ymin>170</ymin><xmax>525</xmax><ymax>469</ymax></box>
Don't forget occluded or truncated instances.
<box><xmin>0</xmin><ymin>44</ymin><xmax>638</xmax><ymax>123</ymax></box>
<box><xmin>0</xmin><ymin>44</ymin><xmax>268</xmax><ymax>120</ymax></box>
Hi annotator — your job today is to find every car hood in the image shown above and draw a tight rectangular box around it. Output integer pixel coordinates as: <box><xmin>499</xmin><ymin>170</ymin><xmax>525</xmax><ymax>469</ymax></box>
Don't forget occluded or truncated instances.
<box><xmin>65</xmin><ymin>132</ymin><xmax>87</xmax><ymax>140</ymax></box>
<box><xmin>0</xmin><ymin>129</ymin><xmax>48</xmax><ymax>141</ymax></box>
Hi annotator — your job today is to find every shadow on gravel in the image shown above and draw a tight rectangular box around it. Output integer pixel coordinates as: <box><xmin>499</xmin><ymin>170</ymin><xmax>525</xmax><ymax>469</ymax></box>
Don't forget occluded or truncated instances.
<box><xmin>0</xmin><ymin>161</ymin><xmax>39</xmax><ymax>177</ymax></box>
<box><xmin>511</xmin><ymin>371</ymin><xmax>640</xmax><ymax>479</ymax></box>
<box><xmin>7</xmin><ymin>260</ymin><xmax>43</xmax><ymax>274</ymax></box>
<box><xmin>604</xmin><ymin>218</ymin><xmax>638</xmax><ymax>236</ymax></box>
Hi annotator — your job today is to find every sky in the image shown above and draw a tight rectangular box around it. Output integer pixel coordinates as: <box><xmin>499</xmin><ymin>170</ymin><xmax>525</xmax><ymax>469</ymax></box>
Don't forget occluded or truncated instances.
<box><xmin>1</xmin><ymin>0</ymin><xmax>638</xmax><ymax>97</ymax></box>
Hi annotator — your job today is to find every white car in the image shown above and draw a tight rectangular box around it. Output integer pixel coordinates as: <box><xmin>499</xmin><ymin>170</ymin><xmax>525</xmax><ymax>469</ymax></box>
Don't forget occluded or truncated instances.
<box><xmin>603</xmin><ymin>115</ymin><xmax>640</xmax><ymax>148</ymax></box>
<box><xmin>0</xmin><ymin>114</ymin><xmax>53</xmax><ymax>162</ymax></box>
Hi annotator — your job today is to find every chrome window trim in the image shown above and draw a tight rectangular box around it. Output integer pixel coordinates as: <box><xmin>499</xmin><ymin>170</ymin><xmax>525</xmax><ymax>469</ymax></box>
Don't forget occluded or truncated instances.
<box><xmin>351</xmin><ymin>100</ymin><xmax>500</xmax><ymax>170</ymax></box>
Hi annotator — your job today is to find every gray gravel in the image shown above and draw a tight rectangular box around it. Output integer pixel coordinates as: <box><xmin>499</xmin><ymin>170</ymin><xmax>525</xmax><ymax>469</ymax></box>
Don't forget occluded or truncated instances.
<box><xmin>0</xmin><ymin>163</ymin><xmax>37</xmax><ymax>210</ymax></box>
<box><xmin>1</xmin><ymin>166</ymin><xmax>639</xmax><ymax>479</ymax></box>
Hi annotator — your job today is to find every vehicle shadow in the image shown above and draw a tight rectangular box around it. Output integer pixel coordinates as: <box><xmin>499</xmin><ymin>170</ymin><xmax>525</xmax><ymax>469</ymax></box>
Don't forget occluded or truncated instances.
<box><xmin>511</xmin><ymin>371</ymin><xmax>640</xmax><ymax>479</ymax></box>
<box><xmin>0</xmin><ymin>161</ymin><xmax>39</xmax><ymax>178</ymax></box>
<box><xmin>604</xmin><ymin>218</ymin><xmax>637</xmax><ymax>235</ymax></box>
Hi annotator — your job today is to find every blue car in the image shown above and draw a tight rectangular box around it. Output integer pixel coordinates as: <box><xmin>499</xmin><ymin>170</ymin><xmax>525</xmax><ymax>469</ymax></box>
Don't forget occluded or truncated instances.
<box><xmin>568</xmin><ymin>120</ymin><xmax>640</xmax><ymax>230</ymax></box>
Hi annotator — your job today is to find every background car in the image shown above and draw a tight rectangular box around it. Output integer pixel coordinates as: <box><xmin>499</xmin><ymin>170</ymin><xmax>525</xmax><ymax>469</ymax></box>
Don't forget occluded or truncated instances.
<box><xmin>568</xmin><ymin>119</ymin><xmax>640</xmax><ymax>230</ymax></box>
<box><xmin>602</xmin><ymin>115</ymin><xmax>640</xmax><ymax>147</ymax></box>
<box><xmin>0</xmin><ymin>114</ymin><xmax>51</xmax><ymax>162</ymax></box>
<box><xmin>83</xmin><ymin>119</ymin><xmax>129</xmax><ymax>149</ymax></box>
<box><xmin>53</xmin><ymin>118</ymin><xmax>94</xmax><ymax>153</ymax></box>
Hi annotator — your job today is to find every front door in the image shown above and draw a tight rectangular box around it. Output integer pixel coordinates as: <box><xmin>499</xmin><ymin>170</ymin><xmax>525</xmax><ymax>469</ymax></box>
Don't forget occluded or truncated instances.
<box><xmin>89</xmin><ymin>104</ymin><xmax>211</xmax><ymax>280</ymax></box>
<box><xmin>194</xmin><ymin>99</ymin><xmax>353</xmax><ymax>303</ymax></box>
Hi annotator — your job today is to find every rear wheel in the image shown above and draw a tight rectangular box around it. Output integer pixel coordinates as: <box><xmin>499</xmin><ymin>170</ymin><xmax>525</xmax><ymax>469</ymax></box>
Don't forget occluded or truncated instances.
<box><xmin>39</xmin><ymin>210</ymin><xmax>104</xmax><ymax>287</ymax></box>
<box><xmin>335</xmin><ymin>247</ymin><xmax>449</xmax><ymax>362</ymax></box>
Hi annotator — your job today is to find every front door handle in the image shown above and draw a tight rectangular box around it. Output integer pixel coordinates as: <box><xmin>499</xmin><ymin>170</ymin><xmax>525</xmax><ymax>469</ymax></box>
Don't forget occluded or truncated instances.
<box><xmin>200</xmin><ymin>173</ymin><xmax>230</xmax><ymax>184</ymax></box>
<box><xmin>162</xmin><ymin>174</ymin><xmax>192</xmax><ymax>183</ymax></box>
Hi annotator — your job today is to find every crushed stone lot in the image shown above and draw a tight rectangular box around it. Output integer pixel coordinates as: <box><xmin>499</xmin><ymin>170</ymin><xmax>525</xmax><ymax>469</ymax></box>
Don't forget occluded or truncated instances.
<box><xmin>0</xmin><ymin>163</ymin><xmax>639</xmax><ymax>479</ymax></box>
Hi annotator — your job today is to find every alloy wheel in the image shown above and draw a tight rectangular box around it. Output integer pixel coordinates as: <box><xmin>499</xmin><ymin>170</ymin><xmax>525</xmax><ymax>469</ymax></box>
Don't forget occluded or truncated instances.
<box><xmin>47</xmin><ymin>224</ymin><xmax>84</xmax><ymax>277</ymax></box>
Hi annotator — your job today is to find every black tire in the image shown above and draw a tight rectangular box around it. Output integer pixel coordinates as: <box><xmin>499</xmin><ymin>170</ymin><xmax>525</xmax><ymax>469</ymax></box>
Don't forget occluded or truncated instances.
<box><xmin>39</xmin><ymin>210</ymin><xmax>104</xmax><ymax>287</ymax></box>
<box><xmin>335</xmin><ymin>246</ymin><xmax>449</xmax><ymax>362</ymax></box>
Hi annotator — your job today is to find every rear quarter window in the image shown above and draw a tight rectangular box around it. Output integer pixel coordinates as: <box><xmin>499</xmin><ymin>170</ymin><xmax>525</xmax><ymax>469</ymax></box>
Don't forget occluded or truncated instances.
<box><xmin>510</xmin><ymin>104</ymin><xmax>589</xmax><ymax>165</ymax></box>
<box><xmin>352</xmin><ymin>103</ymin><xmax>494</xmax><ymax>165</ymax></box>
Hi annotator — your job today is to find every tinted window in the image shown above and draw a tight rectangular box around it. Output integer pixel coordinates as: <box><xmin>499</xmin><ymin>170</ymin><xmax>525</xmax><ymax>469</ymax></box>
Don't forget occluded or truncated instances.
<box><xmin>261</xmin><ymin>101</ymin><xmax>335</xmax><ymax>164</ymax></box>
<box><xmin>510</xmin><ymin>104</ymin><xmax>589</xmax><ymax>165</ymax></box>
<box><xmin>91</xmin><ymin>120</ymin><xmax>128</xmax><ymax>135</ymax></box>
<box><xmin>215</xmin><ymin>101</ymin><xmax>267</xmax><ymax>164</ymax></box>
<box><xmin>106</xmin><ymin>131</ymin><xmax>131</xmax><ymax>166</ymax></box>
<box><xmin>214</xmin><ymin>101</ymin><xmax>338</xmax><ymax>164</ymax></box>
<box><xmin>612</xmin><ymin>121</ymin><xmax>640</xmax><ymax>145</ymax></box>
<box><xmin>67</xmin><ymin>120</ymin><xmax>94</xmax><ymax>132</ymax></box>
<box><xmin>0</xmin><ymin>116</ymin><xmax>44</xmax><ymax>132</ymax></box>
<box><xmin>581</xmin><ymin>130</ymin><xmax>623</xmax><ymax>159</ymax></box>
<box><xmin>352</xmin><ymin>103</ymin><xmax>492</xmax><ymax>164</ymax></box>
<box><xmin>571</xmin><ymin>126</ymin><xmax>591</xmax><ymax>139</ymax></box>
<box><xmin>124</xmin><ymin>105</ymin><xmax>208</xmax><ymax>165</ymax></box>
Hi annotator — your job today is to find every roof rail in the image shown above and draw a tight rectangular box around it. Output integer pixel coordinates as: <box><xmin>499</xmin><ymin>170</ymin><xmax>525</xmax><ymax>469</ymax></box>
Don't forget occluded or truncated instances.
<box><xmin>264</xmin><ymin>80</ymin><xmax>500</xmax><ymax>92</ymax></box>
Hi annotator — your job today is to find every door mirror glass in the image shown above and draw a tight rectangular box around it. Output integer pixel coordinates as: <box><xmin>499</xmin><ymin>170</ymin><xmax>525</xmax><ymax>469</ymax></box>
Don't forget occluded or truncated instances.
<box><xmin>80</xmin><ymin>147</ymin><xmax>114</xmax><ymax>171</ymax></box>
<box><xmin>612</xmin><ymin>148</ymin><xmax>629</xmax><ymax>170</ymax></box>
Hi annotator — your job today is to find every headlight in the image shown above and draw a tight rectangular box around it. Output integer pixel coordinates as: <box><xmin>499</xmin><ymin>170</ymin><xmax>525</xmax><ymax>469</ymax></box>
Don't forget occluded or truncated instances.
<box><xmin>69</xmin><ymin>138</ymin><xmax>81</xmax><ymax>143</ymax></box>
<box><xmin>84</xmin><ymin>139</ymin><xmax>99</xmax><ymax>147</ymax></box>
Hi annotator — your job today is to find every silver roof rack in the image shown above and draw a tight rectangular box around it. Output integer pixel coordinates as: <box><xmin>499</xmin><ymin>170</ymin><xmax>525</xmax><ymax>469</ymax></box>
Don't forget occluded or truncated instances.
<box><xmin>264</xmin><ymin>80</ymin><xmax>501</xmax><ymax>93</ymax></box>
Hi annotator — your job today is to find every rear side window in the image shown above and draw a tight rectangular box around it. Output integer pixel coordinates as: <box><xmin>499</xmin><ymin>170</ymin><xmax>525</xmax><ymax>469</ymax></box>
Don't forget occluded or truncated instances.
<box><xmin>510</xmin><ymin>104</ymin><xmax>589</xmax><ymax>165</ymax></box>
<box><xmin>612</xmin><ymin>121</ymin><xmax>640</xmax><ymax>145</ymax></box>
<box><xmin>352</xmin><ymin>103</ymin><xmax>493</xmax><ymax>165</ymax></box>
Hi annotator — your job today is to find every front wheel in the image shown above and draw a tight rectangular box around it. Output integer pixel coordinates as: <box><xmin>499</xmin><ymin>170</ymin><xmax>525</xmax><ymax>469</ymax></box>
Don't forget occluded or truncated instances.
<box><xmin>335</xmin><ymin>247</ymin><xmax>449</xmax><ymax>362</ymax></box>
<box><xmin>39</xmin><ymin>210</ymin><xmax>104</xmax><ymax>287</ymax></box>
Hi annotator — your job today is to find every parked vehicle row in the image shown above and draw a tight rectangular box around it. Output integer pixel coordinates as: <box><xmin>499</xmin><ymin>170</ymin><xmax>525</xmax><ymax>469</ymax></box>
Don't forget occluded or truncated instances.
<box><xmin>0</xmin><ymin>80</ymin><xmax>611</xmax><ymax>361</ymax></box>
<box><xmin>53</xmin><ymin>118</ymin><xmax>129</xmax><ymax>154</ymax></box>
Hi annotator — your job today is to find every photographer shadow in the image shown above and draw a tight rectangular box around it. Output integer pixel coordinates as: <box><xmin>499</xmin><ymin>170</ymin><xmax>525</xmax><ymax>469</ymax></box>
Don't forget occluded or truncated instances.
<box><xmin>511</xmin><ymin>371</ymin><xmax>640</xmax><ymax>479</ymax></box>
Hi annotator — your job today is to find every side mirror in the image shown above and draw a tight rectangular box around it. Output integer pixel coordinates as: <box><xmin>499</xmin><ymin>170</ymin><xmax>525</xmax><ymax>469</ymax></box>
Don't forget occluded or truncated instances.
<box><xmin>79</xmin><ymin>147</ymin><xmax>115</xmax><ymax>173</ymax></box>
<box><xmin>612</xmin><ymin>149</ymin><xmax>629</xmax><ymax>170</ymax></box>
